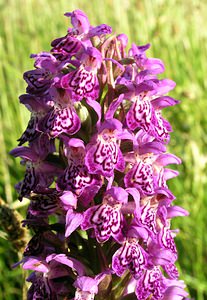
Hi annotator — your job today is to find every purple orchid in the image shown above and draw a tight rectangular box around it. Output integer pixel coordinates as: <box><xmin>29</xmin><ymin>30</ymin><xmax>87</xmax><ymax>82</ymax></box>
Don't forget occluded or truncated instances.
<box><xmin>38</xmin><ymin>87</ymin><xmax>82</xmax><ymax>138</ymax></box>
<box><xmin>73</xmin><ymin>271</ymin><xmax>111</xmax><ymax>300</ymax></box>
<box><xmin>129</xmin><ymin>43</ymin><xmax>165</xmax><ymax>75</ymax></box>
<box><xmin>17</xmin><ymin>94</ymin><xmax>51</xmax><ymax>145</ymax></box>
<box><xmin>112</xmin><ymin>237</ymin><xmax>148</xmax><ymax>280</ymax></box>
<box><xmin>27</xmin><ymin>189</ymin><xmax>60</xmax><ymax>217</ymax></box>
<box><xmin>10</xmin><ymin>135</ymin><xmax>59</xmax><ymax>199</ymax></box>
<box><xmin>135</xmin><ymin>267</ymin><xmax>188</xmax><ymax>300</ymax></box>
<box><xmin>85</xmin><ymin>118</ymin><xmax>125</xmax><ymax>178</ymax></box>
<box><xmin>61</xmin><ymin>47</ymin><xmax>102</xmax><ymax>101</ymax></box>
<box><xmin>65</xmin><ymin>9</ymin><xmax>112</xmax><ymax>44</ymax></box>
<box><xmin>125</xmin><ymin>82</ymin><xmax>178</xmax><ymax>144</ymax></box>
<box><xmin>56</xmin><ymin>137</ymin><xmax>102</xmax><ymax>205</ymax></box>
<box><xmin>23</xmin><ymin>52</ymin><xmax>60</xmax><ymax>96</ymax></box>
<box><xmin>81</xmin><ymin>187</ymin><xmax>128</xmax><ymax>243</ymax></box>
<box><xmin>124</xmin><ymin>130</ymin><xmax>181</xmax><ymax>196</ymax></box>
<box><xmin>22</xmin><ymin>253</ymin><xmax>86</xmax><ymax>299</ymax></box>
<box><xmin>51</xmin><ymin>34</ymin><xmax>84</xmax><ymax>61</ymax></box>
<box><xmin>12</xmin><ymin>9</ymin><xmax>188</xmax><ymax>300</ymax></box>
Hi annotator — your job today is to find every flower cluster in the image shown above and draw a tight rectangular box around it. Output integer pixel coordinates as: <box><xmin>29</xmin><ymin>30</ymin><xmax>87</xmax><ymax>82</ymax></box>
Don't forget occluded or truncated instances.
<box><xmin>11</xmin><ymin>9</ymin><xmax>189</xmax><ymax>299</ymax></box>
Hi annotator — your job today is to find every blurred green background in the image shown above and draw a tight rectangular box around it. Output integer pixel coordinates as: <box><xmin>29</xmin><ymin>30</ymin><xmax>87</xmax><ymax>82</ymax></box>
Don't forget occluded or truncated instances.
<box><xmin>0</xmin><ymin>0</ymin><xmax>206</xmax><ymax>299</ymax></box>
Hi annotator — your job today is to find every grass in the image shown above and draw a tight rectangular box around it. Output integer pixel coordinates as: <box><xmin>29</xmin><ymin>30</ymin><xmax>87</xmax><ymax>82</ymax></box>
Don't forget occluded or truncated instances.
<box><xmin>0</xmin><ymin>0</ymin><xmax>206</xmax><ymax>298</ymax></box>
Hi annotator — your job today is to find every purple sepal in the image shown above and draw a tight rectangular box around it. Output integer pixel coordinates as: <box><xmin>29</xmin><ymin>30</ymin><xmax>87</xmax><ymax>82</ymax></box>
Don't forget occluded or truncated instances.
<box><xmin>86</xmin><ymin>98</ymin><xmax>101</xmax><ymax>128</ymax></box>
<box><xmin>74</xmin><ymin>276</ymin><xmax>98</xmax><ymax>294</ymax></box>
<box><xmin>163</xmin><ymin>281</ymin><xmax>188</xmax><ymax>300</ymax></box>
<box><xmin>63</xmin><ymin>136</ymin><xmax>85</xmax><ymax>150</ymax></box>
<box><xmin>105</xmin><ymin>94</ymin><xmax>124</xmax><ymax>119</ymax></box>
<box><xmin>10</xmin><ymin>146</ymin><xmax>39</xmax><ymax>161</ymax></box>
<box><xmin>19</xmin><ymin>94</ymin><xmax>51</xmax><ymax>112</ymax></box>
<box><xmin>154</xmin><ymin>187</ymin><xmax>176</xmax><ymax>203</ymax></box>
<box><xmin>74</xmin><ymin>271</ymin><xmax>112</xmax><ymax>299</ymax></box>
<box><xmin>30</xmin><ymin>52</ymin><xmax>58</xmax><ymax>72</ymax></box>
<box><xmin>127</xmin><ymin>224</ymin><xmax>149</xmax><ymax>241</ymax></box>
<box><xmin>20</xmin><ymin>164</ymin><xmax>57</xmax><ymax>199</ymax></box>
<box><xmin>80</xmin><ymin>47</ymin><xmax>103</xmax><ymax>69</ymax></box>
<box><xmin>65</xmin><ymin>209</ymin><xmax>84</xmax><ymax>237</ymax></box>
<box><xmin>80</xmin><ymin>185</ymin><xmax>103</xmax><ymax>207</ymax></box>
<box><xmin>87</xmin><ymin>24</ymin><xmax>112</xmax><ymax>38</ymax></box>
<box><xmin>117</xmin><ymin>128</ymin><xmax>134</xmax><ymax>141</ymax></box>
<box><xmin>30</xmin><ymin>133</ymin><xmax>56</xmax><ymax>159</ymax></box>
<box><xmin>148</xmin><ymin>242</ymin><xmax>177</xmax><ymax>266</ymax></box>
<box><xmin>133</xmin><ymin>81</ymin><xmax>156</xmax><ymax>96</ymax></box>
<box><xmin>115</xmin><ymin>65</ymin><xmax>133</xmax><ymax>86</ymax></box>
<box><xmin>18</xmin><ymin>95</ymin><xmax>50</xmax><ymax>145</ymax></box>
<box><xmin>153</xmin><ymin>79</ymin><xmax>176</xmax><ymax>96</ymax></box>
<box><xmin>143</xmin><ymin>58</ymin><xmax>165</xmax><ymax>74</ymax></box>
<box><xmin>117</xmin><ymin>33</ymin><xmax>128</xmax><ymax>47</ymax></box>
<box><xmin>46</xmin><ymin>253</ymin><xmax>85</xmax><ymax>276</ymax></box>
<box><xmin>59</xmin><ymin>191</ymin><xmax>78</xmax><ymax>210</ymax></box>
<box><xmin>106</xmin><ymin>187</ymin><xmax>128</xmax><ymax>205</ymax></box>
<box><xmin>22</xmin><ymin>256</ymin><xmax>49</xmax><ymax>273</ymax></box>
<box><xmin>98</xmin><ymin>118</ymin><xmax>123</xmax><ymax>132</ymax></box>
<box><xmin>155</xmin><ymin>153</ymin><xmax>181</xmax><ymax>167</ymax></box>
<box><xmin>134</xmin><ymin>130</ymin><xmax>166</xmax><ymax>154</ymax></box>
<box><xmin>151</xmin><ymin>96</ymin><xmax>180</xmax><ymax>110</ymax></box>
<box><xmin>65</xmin><ymin>10</ymin><xmax>112</xmax><ymax>50</ymax></box>
<box><xmin>129</xmin><ymin>44</ymin><xmax>165</xmax><ymax>74</ymax></box>
<box><xmin>129</xmin><ymin>43</ymin><xmax>150</xmax><ymax>62</ymax></box>
<box><xmin>167</xmin><ymin>206</ymin><xmax>189</xmax><ymax>218</ymax></box>
<box><xmin>122</xmin><ymin>278</ymin><xmax>136</xmax><ymax>297</ymax></box>
<box><xmin>163</xmin><ymin>168</ymin><xmax>179</xmax><ymax>181</ymax></box>
<box><xmin>125</xmin><ymin>187</ymin><xmax>140</xmax><ymax>216</ymax></box>
<box><xmin>138</xmin><ymin>141</ymin><xmax>166</xmax><ymax>156</ymax></box>
<box><xmin>135</xmin><ymin>129</ymin><xmax>154</xmax><ymax>144</ymax></box>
